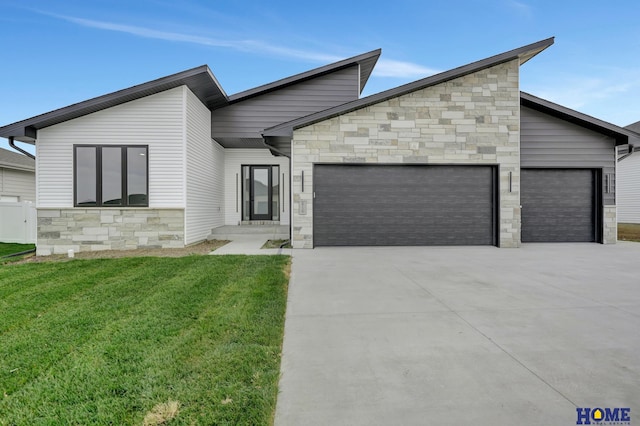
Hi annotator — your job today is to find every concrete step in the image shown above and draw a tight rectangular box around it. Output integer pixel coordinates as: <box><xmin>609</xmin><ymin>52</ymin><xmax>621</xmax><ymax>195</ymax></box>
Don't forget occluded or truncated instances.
<box><xmin>207</xmin><ymin>225</ymin><xmax>289</xmax><ymax>241</ymax></box>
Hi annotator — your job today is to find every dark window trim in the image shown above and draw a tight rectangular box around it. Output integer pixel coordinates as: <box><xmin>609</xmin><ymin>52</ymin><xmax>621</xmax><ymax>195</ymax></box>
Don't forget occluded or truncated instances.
<box><xmin>73</xmin><ymin>144</ymin><xmax>149</xmax><ymax>207</ymax></box>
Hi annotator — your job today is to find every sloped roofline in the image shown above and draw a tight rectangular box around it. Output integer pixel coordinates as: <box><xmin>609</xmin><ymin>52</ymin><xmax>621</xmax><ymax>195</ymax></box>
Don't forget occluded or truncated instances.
<box><xmin>0</xmin><ymin>147</ymin><xmax>35</xmax><ymax>171</ymax></box>
<box><xmin>625</xmin><ymin>120</ymin><xmax>640</xmax><ymax>135</ymax></box>
<box><xmin>228</xmin><ymin>49</ymin><xmax>381</xmax><ymax>102</ymax></box>
<box><xmin>521</xmin><ymin>91</ymin><xmax>637</xmax><ymax>145</ymax></box>
<box><xmin>262</xmin><ymin>37</ymin><xmax>555</xmax><ymax>137</ymax></box>
<box><xmin>0</xmin><ymin>65</ymin><xmax>228</xmax><ymax>142</ymax></box>
<box><xmin>0</xmin><ymin>49</ymin><xmax>382</xmax><ymax>143</ymax></box>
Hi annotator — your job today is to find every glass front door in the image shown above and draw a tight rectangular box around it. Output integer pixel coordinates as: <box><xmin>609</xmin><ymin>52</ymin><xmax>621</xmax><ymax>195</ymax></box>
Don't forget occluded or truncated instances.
<box><xmin>242</xmin><ymin>165</ymin><xmax>280</xmax><ymax>221</ymax></box>
<box><xmin>250</xmin><ymin>166</ymin><xmax>271</xmax><ymax>220</ymax></box>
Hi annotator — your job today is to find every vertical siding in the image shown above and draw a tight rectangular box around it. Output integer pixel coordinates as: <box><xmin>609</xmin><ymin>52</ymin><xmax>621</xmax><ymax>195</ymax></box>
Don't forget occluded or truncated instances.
<box><xmin>223</xmin><ymin>149</ymin><xmax>290</xmax><ymax>225</ymax></box>
<box><xmin>0</xmin><ymin>168</ymin><xmax>35</xmax><ymax>201</ymax></box>
<box><xmin>617</xmin><ymin>152</ymin><xmax>640</xmax><ymax>223</ymax></box>
<box><xmin>212</xmin><ymin>66</ymin><xmax>360</xmax><ymax>139</ymax></box>
<box><xmin>37</xmin><ymin>86</ymin><xmax>186</xmax><ymax>208</ymax></box>
<box><xmin>521</xmin><ymin>106</ymin><xmax>617</xmax><ymax>205</ymax></box>
<box><xmin>185</xmin><ymin>88</ymin><xmax>225</xmax><ymax>244</ymax></box>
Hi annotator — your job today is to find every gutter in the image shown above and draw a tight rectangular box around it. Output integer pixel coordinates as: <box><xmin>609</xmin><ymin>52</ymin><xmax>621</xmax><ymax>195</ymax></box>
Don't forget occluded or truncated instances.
<box><xmin>618</xmin><ymin>144</ymin><xmax>635</xmax><ymax>162</ymax></box>
<box><xmin>8</xmin><ymin>137</ymin><xmax>35</xmax><ymax>160</ymax></box>
<box><xmin>260</xmin><ymin>137</ymin><xmax>290</xmax><ymax>158</ymax></box>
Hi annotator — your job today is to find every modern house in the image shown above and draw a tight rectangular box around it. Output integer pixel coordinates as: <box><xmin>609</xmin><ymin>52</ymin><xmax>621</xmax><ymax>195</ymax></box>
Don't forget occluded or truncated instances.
<box><xmin>0</xmin><ymin>147</ymin><xmax>35</xmax><ymax>202</ymax></box>
<box><xmin>0</xmin><ymin>37</ymin><xmax>636</xmax><ymax>255</ymax></box>
<box><xmin>617</xmin><ymin>121</ymin><xmax>640</xmax><ymax>223</ymax></box>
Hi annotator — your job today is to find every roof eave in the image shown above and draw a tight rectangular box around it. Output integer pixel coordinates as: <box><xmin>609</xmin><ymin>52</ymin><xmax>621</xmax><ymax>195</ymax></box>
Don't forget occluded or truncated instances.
<box><xmin>0</xmin><ymin>162</ymin><xmax>35</xmax><ymax>172</ymax></box>
<box><xmin>0</xmin><ymin>65</ymin><xmax>229</xmax><ymax>140</ymax></box>
<box><xmin>227</xmin><ymin>49</ymin><xmax>382</xmax><ymax>103</ymax></box>
<box><xmin>521</xmin><ymin>91</ymin><xmax>634</xmax><ymax>145</ymax></box>
<box><xmin>263</xmin><ymin>37</ymin><xmax>555</xmax><ymax>138</ymax></box>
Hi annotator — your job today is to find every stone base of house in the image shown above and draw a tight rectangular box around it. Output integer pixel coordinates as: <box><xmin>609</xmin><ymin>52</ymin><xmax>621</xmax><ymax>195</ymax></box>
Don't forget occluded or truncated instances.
<box><xmin>36</xmin><ymin>208</ymin><xmax>184</xmax><ymax>256</ymax></box>
<box><xmin>603</xmin><ymin>206</ymin><xmax>617</xmax><ymax>244</ymax></box>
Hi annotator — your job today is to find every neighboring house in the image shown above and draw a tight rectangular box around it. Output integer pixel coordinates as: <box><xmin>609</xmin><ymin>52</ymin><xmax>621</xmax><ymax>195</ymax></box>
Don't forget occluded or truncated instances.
<box><xmin>0</xmin><ymin>37</ymin><xmax>636</xmax><ymax>255</ymax></box>
<box><xmin>617</xmin><ymin>121</ymin><xmax>640</xmax><ymax>223</ymax></box>
<box><xmin>0</xmin><ymin>147</ymin><xmax>35</xmax><ymax>202</ymax></box>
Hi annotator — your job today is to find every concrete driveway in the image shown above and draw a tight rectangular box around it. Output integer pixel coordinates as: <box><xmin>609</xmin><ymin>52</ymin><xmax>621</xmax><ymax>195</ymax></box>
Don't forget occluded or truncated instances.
<box><xmin>275</xmin><ymin>243</ymin><xmax>640</xmax><ymax>426</ymax></box>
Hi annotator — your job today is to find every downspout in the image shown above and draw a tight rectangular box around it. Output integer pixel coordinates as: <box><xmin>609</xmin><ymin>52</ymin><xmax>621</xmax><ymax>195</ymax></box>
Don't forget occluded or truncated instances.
<box><xmin>261</xmin><ymin>135</ymin><xmax>293</xmax><ymax>246</ymax></box>
<box><xmin>8</xmin><ymin>137</ymin><xmax>35</xmax><ymax>160</ymax></box>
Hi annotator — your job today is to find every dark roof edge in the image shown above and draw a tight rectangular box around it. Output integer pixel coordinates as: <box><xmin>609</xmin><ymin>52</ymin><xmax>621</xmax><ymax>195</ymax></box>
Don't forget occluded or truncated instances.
<box><xmin>0</xmin><ymin>147</ymin><xmax>35</xmax><ymax>171</ymax></box>
<box><xmin>0</xmin><ymin>65</ymin><xmax>227</xmax><ymax>140</ymax></box>
<box><xmin>624</xmin><ymin>120</ymin><xmax>640</xmax><ymax>135</ymax></box>
<box><xmin>0</xmin><ymin>161</ymin><xmax>35</xmax><ymax>172</ymax></box>
<box><xmin>263</xmin><ymin>37</ymin><xmax>555</xmax><ymax>137</ymax></box>
<box><xmin>228</xmin><ymin>49</ymin><xmax>382</xmax><ymax>102</ymax></box>
<box><xmin>521</xmin><ymin>91</ymin><xmax>636</xmax><ymax>144</ymax></box>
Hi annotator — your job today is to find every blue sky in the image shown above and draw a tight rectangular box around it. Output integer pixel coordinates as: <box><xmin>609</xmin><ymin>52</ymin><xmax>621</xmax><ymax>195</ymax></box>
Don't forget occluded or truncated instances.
<box><xmin>2</xmin><ymin>0</ymin><xmax>639</xmax><ymax>154</ymax></box>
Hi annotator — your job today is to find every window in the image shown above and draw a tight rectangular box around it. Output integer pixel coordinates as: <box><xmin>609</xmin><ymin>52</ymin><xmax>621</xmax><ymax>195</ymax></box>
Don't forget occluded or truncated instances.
<box><xmin>74</xmin><ymin>145</ymin><xmax>148</xmax><ymax>207</ymax></box>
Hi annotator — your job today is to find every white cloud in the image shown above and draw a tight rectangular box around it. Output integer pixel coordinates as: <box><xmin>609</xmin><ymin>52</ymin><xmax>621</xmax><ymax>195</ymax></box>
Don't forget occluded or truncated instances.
<box><xmin>532</xmin><ymin>77</ymin><xmax>634</xmax><ymax>110</ymax></box>
<box><xmin>38</xmin><ymin>11</ymin><xmax>434</xmax><ymax>78</ymax></box>
<box><xmin>373</xmin><ymin>59</ymin><xmax>439</xmax><ymax>78</ymax></box>
<box><xmin>526</xmin><ymin>72</ymin><xmax>640</xmax><ymax>125</ymax></box>
<box><xmin>38</xmin><ymin>12</ymin><xmax>342</xmax><ymax>62</ymax></box>
<box><xmin>506</xmin><ymin>0</ymin><xmax>533</xmax><ymax>17</ymax></box>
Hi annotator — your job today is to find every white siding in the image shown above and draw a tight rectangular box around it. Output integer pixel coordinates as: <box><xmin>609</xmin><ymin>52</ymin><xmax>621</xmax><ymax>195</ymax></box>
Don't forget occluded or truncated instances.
<box><xmin>0</xmin><ymin>168</ymin><xmax>35</xmax><ymax>201</ymax></box>
<box><xmin>185</xmin><ymin>88</ymin><xmax>225</xmax><ymax>245</ymax></box>
<box><xmin>618</xmin><ymin>151</ymin><xmax>640</xmax><ymax>223</ymax></box>
<box><xmin>37</xmin><ymin>86</ymin><xmax>186</xmax><ymax>208</ymax></box>
<box><xmin>223</xmin><ymin>149</ymin><xmax>290</xmax><ymax>225</ymax></box>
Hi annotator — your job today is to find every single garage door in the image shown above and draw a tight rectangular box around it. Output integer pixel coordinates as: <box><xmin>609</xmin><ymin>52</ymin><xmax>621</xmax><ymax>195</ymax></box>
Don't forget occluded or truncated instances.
<box><xmin>313</xmin><ymin>165</ymin><xmax>496</xmax><ymax>246</ymax></box>
<box><xmin>521</xmin><ymin>169</ymin><xmax>596</xmax><ymax>242</ymax></box>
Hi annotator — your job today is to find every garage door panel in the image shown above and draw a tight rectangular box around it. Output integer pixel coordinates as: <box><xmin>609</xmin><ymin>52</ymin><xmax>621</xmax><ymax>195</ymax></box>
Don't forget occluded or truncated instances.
<box><xmin>313</xmin><ymin>165</ymin><xmax>495</xmax><ymax>246</ymax></box>
<box><xmin>521</xmin><ymin>169</ymin><xmax>595</xmax><ymax>242</ymax></box>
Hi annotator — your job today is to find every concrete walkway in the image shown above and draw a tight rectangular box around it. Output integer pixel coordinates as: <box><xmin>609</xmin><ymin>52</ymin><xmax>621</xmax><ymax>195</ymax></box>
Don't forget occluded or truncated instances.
<box><xmin>276</xmin><ymin>243</ymin><xmax>640</xmax><ymax>425</ymax></box>
<box><xmin>209</xmin><ymin>234</ymin><xmax>292</xmax><ymax>255</ymax></box>
<box><xmin>208</xmin><ymin>224</ymin><xmax>291</xmax><ymax>255</ymax></box>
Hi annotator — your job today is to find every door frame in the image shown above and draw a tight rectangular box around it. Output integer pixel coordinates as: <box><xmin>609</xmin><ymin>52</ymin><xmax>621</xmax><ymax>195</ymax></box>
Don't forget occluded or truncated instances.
<box><xmin>242</xmin><ymin>165</ymin><xmax>280</xmax><ymax>221</ymax></box>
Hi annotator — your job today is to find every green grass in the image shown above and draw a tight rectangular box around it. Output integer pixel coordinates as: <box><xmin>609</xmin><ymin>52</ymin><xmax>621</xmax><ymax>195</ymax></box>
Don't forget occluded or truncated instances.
<box><xmin>618</xmin><ymin>223</ymin><xmax>640</xmax><ymax>242</ymax></box>
<box><xmin>0</xmin><ymin>243</ymin><xmax>35</xmax><ymax>257</ymax></box>
<box><xmin>0</xmin><ymin>255</ymin><xmax>290</xmax><ymax>425</ymax></box>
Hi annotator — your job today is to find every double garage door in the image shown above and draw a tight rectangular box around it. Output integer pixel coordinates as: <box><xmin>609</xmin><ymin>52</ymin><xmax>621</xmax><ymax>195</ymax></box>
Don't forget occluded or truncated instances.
<box><xmin>313</xmin><ymin>165</ymin><xmax>597</xmax><ymax>246</ymax></box>
<box><xmin>313</xmin><ymin>165</ymin><xmax>497</xmax><ymax>246</ymax></box>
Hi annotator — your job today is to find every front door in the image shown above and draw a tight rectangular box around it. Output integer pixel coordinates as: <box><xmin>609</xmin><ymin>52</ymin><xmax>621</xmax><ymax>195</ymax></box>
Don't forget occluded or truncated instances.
<box><xmin>250</xmin><ymin>166</ymin><xmax>272</xmax><ymax>220</ymax></box>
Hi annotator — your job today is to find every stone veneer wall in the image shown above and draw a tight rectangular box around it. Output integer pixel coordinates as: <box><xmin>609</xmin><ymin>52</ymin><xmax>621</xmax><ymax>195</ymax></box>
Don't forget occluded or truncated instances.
<box><xmin>291</xmin><ymin>60</ymin><xmax>521</xmax><ymax>248</ymax></box>
<box><xmin>603</xmin><ymin>206</ymin><xmax>617</xmax><ymax>244</ymax></box>
<box><xmin>37</xmin><ymin>208</ymin><xmax>184</xmax><ymax>255</ymax></box>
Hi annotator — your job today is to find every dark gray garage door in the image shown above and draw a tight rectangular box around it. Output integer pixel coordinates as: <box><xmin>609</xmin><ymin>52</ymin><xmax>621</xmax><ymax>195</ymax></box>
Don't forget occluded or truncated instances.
<box><xmin>313</xmin><ymin>165</ymin><xmax>496</xmax><ymax>246</ymax></box>
<box><xmin>521</xmin><ymin>169</ymin><xmax>595</xmax><ymax>242</ymax></box>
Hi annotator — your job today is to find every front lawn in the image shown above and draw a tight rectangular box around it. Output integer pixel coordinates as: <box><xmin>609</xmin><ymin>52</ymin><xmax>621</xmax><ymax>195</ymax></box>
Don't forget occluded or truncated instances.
<box><xmin>0</xmin><ymin>255</ymin><xmax>289</xmax><ymax>425</ymax></box>
<box><xmin>0</xmin><ymin>243</ymin><xmax>35</xmax><ymax>258</ymax></box>
<box><xmin>618</xmin><ymin>223</ymin><xmax>640</xmax><ymax>242</ymax></box>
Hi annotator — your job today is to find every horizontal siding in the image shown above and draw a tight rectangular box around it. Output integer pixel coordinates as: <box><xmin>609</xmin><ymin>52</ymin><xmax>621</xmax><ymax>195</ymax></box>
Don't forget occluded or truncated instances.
<box><xmin>37</xmin><ymin>86</ymin><xmax>186</xmax><ymax>208</ymax></box>
<box><xmin>617</xmin><ymin>152</ymin><xmax>640</xmax><ymax>223</ymax></box>
<box><xmin>212</xmin><ymin>66</ymin><xmax>359</xmax><ymax>139</ymax></box>
<box><xmin>0</xmin><ymin>168</ymin><xmax>35</xmax><ymax>201</ymax></box>
<box><xmin>223</xmin><ymin>149</ymin><xmax>289</xmax><ymax>225</ymax></box>
<box><xmin>521</xmin><ymin>106</ymin><xmax>617</xmax><ymax>205</ymax></box>
<box><xmin>185</xmin><ymin>88</ymin><xmax>225</xmax><ymax>244</ymax></box>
